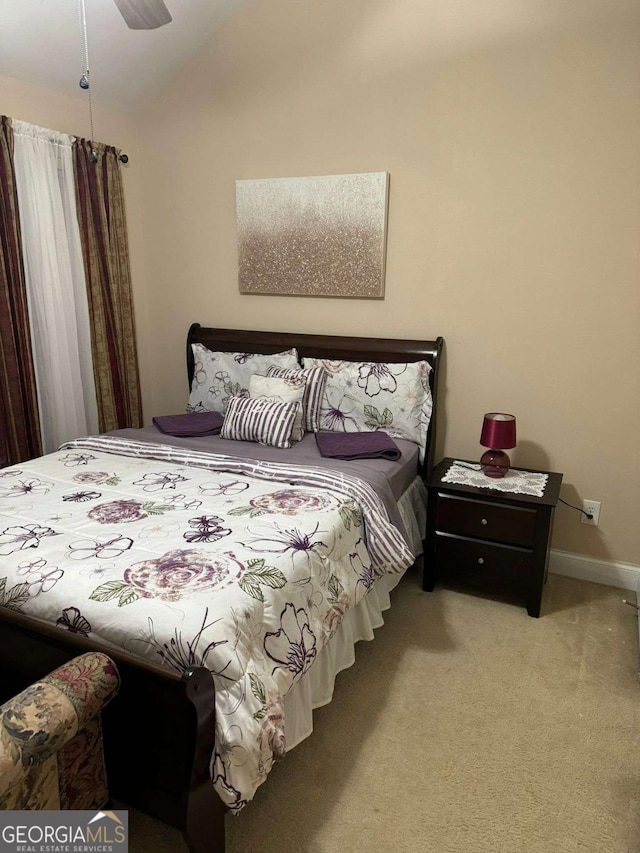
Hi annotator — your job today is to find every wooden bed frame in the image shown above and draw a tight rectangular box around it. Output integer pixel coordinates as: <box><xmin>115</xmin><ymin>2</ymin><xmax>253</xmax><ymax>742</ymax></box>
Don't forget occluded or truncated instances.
<box><xmin>0</xmin><ymin>324</ymin><xmax>443</xmax><ymax>853</ymax></box>
<box><xmin>186</xmin><ymin>324</ymin><xmax>444</xmax><ymax>477</ymax></box>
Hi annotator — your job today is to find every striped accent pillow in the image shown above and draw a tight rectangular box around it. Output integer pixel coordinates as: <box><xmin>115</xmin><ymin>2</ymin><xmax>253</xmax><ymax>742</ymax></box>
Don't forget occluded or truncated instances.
<box><xmin>221</xmin><ymin>396</ymin><xmax>300</xmax><ymax>448</ymax></box>
<box><xmin>249</xmin><ymin>374</ymin><xmax>305</xmax><ymax>442</ymax></box>
<box><xmin>266</xmin><ymin>366</ymin><xmax>327</xmax><ymax>432</ymax></box>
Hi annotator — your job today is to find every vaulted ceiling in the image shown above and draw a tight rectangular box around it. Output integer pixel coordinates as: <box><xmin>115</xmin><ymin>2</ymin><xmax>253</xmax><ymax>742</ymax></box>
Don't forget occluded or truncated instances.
<box><xmin>0</xmin><ymin>0</ymin><xmax>249</xmax><ymax>111</ymax></box>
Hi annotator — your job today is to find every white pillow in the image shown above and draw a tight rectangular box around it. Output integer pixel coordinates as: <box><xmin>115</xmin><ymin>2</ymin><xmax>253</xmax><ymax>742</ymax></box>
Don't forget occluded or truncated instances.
<box><xmin>302</xmin><ymin>357</ymin><xmax>433</xmax><ymax>462</ymax></box>
<box><xmin>249</xmin><ymin>374</ymin><xmax>305</xmax><ymax>442</ymax></box>
<box><xmin>221</xmin><ymin>396</ymin><xmax>300</xmax><ymax>449</ymax></box>
<box><xmin>188</xmin><ymin>343</ymin><xmax>299</xmax><ymax>414</ymax></box>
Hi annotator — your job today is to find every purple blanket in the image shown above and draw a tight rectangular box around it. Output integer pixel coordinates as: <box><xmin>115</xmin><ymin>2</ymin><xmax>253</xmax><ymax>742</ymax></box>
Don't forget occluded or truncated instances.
<box><xmin>315</xmin><ymin>430</ymin><xmax>401</xmax><ymax>461</ymax></box>
<box><xmin>152</xmin><ymin>411</ymin><xmax>224</xmax><ymax>437</ymax></box>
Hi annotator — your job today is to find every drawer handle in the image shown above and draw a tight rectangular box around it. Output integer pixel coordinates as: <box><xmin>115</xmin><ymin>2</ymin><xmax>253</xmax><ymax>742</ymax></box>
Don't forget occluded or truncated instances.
<box><xmin>481</xmin><ymin>518</ymin><xmax>488</xmax><ymax>526</ymax></box>
<box><xmin>477</xmin><ymin>557</ymin><xmax>485</xmax><ymax>565</ymax></box>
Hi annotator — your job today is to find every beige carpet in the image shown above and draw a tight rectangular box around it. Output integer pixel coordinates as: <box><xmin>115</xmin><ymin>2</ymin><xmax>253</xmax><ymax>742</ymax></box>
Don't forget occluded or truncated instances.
<box><xmin>126</xmin><ymin>568</ymin><xmax>640</xmax><ymax>852</ymax></box>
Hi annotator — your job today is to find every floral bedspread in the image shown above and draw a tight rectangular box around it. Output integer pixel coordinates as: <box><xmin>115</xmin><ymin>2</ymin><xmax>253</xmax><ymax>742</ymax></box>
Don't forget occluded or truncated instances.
<box><xmin>0</xmin><ymin>436</ymin><xmax>413</xmax><ymax>811</ymax></box>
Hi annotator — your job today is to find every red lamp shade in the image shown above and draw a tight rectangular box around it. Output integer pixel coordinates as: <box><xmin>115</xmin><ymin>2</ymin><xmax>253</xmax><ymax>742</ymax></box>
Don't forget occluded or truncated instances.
<box><xmin>480</xmin><ymin>413</ymin><xmax>516</xmax><ymax>478</ymax></box>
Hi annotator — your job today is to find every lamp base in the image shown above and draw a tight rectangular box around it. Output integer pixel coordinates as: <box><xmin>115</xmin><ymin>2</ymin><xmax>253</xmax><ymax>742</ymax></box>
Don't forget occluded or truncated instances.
<box><xmin>480</xmin><ymin>449</ymin><xmax>511</xmax><ymax>478</ymax></box>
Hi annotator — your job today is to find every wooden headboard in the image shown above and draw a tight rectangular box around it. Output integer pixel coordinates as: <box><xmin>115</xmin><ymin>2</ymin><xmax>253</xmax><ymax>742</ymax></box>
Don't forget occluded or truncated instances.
<box><xmin>186</xmin><ymin>323</ymin><xmax>444</xmax><ymax>475</ymax></box>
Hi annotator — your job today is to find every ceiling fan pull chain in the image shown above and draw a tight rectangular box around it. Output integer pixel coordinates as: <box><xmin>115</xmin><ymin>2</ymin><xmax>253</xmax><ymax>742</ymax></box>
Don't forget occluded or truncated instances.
<box><xmin>78</xmin><ymin>0</ymin><xmax>97</xmax><ymax>162</ymax></box>
<box><xmin>78</xmin><ymin>0</ymin><xmax>90</xmax><ymax>90</ymax></box>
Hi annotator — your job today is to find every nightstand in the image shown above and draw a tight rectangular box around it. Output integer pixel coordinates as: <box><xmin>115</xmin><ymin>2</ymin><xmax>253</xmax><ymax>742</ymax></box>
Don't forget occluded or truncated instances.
<box><xmin>423</xmin><ymin>458</ymin><xmax>563</xmax><ymax>617</ymax></box>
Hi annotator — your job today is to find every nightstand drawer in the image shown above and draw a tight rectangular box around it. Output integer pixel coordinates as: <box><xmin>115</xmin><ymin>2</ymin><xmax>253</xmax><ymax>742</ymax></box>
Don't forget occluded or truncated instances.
<box><xmin>435</xmin><ymin>493</ymin><xmax>537</xmax><ymax>547</ymax></box>
<box><xmin>434</xmin><ymin>533</ymin><xmax>532</xmax><ymax>588</ymax></box>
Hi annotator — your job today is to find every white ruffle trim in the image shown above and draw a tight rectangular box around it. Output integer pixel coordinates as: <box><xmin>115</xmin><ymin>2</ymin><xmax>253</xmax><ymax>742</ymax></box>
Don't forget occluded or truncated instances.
<box><xmin>283</xmin><ymin>477</ymin><xmax>426</xmax><ymax>751</ymax></box>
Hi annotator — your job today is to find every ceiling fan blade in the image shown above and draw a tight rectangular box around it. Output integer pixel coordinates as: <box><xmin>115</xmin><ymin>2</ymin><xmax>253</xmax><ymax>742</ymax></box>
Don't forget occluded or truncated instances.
<box><xmin>113</xmin><ymin>0</ymin><xmax>172</xmax><ymax>30</ymax></box>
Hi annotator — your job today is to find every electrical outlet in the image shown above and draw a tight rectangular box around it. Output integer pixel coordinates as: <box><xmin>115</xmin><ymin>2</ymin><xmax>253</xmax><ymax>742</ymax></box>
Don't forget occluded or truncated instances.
<box><xmin>581</xmin><ymin>499</ymin><xmax>601</xmax><ymax>526</ymax></box>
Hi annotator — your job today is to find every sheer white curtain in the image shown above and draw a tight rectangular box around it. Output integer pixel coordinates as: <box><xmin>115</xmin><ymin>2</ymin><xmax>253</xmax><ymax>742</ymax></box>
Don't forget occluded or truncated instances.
<box><xmin>12</xmin><ymin>120</ymin><xmax>98</xmax><ymax>454</ymax></box>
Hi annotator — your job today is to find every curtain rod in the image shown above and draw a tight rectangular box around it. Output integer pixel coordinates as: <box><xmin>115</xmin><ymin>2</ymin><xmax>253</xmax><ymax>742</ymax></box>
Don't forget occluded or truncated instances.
<box><xmin>89</xmin><ymin>150</ymin><xmax>129</xmax><ymax>165</ymax></box>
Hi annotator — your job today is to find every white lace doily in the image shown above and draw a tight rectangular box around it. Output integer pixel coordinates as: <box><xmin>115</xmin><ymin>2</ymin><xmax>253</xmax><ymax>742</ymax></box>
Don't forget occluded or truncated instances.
<box><xmin>442</xmin><ymin>462</ymin><xmax>549</xmax><ymax>497</ymax></box>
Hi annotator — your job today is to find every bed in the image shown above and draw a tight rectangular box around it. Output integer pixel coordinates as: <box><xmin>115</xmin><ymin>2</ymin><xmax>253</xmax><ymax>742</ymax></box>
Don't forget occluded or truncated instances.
<box><xmin>0</xmin><ymin>323</ymin><xmax>443</xmax><ymax>852</ymax></box>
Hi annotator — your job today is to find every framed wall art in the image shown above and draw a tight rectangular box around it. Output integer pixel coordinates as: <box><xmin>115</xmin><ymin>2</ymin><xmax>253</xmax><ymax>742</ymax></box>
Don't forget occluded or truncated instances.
<box><xmin>236</xmin><ymin>171</ymin><xmax>389</xmax><ymax>298</ymax></box>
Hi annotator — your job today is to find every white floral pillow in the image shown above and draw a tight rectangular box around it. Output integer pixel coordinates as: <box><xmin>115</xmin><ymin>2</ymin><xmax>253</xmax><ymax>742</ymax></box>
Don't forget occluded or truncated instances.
<box><xmin>188</xmin><ymin>343</ymin><xmax>299</xmax><ymax>414</ymax></box>
<box><xmin>249</xmin><ymin>374</ymin><xmax>305</xmax><ymax>442</ymax></box>
<box><xmin>302</xmin><ymin>357</ymin><xmax>433</xmax><ymax>462</ymax></box>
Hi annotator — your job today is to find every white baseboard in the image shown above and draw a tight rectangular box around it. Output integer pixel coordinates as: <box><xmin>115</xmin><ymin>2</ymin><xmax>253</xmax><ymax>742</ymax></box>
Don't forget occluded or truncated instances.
<box><xmin>549</xmin><ymin>549</ymin><xmax>640</xmax><ymax>592</ymax></box>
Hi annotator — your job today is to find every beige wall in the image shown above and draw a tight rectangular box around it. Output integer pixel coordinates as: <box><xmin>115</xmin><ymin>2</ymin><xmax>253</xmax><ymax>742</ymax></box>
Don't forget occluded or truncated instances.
<box><xmin>136</xmin><ymin>0</ymin><xmax>639</xmax><ymax>565</ymax></box>
<box><xmin>3</xmin><ymin>0</ymin><xmax>639</xmax><ymax>566</ymax></box>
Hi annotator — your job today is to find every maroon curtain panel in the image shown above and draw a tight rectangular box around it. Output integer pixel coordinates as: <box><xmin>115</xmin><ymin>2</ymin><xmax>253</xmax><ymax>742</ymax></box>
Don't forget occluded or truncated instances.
<box><xmin>0</xmin><ymin>116</ymin><xmax>42</xmax><ymax>466</ymax></box>
<box><xmin>73</xmin><ymin>139</ymin><xmax>142</xmax><ymax>432</ymax></box>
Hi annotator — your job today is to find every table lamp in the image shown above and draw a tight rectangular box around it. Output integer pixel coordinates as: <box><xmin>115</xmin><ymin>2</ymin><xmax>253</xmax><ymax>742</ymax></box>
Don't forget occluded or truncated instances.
<box><xmin>480</xmin><ymin>413</ymin><xmax>516</xmax><ymax>478</ymax></box>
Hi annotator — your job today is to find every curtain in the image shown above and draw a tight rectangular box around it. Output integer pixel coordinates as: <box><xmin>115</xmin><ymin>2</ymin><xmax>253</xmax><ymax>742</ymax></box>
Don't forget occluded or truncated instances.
<box><xmin>12</xmin><ymin>120</ymin><xmax>99</xmax><ymax>455</ymax></box>
<box><xmin>73</xmin><ymin>140</ymin><xmax>142</xmax><ymax>433</ymax></box>
<box><xmin>0</xmin><ymin>116</ymin><xmax>42</xmax><ymax>466</ymax></box>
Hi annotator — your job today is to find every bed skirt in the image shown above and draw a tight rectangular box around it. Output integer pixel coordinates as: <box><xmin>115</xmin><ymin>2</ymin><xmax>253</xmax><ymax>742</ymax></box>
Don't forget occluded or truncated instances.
<box><xmin>283</xmin><ymin>476</ymin><xmax>427</xmax><ymax>750</ymax></box>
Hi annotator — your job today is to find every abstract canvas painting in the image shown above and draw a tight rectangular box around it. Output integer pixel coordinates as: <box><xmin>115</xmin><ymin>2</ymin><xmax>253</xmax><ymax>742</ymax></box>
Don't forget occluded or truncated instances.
<box><xmin>236</xmin><ymin>172</ymin><xmax>389</xmax><ymax>298</ymax></box>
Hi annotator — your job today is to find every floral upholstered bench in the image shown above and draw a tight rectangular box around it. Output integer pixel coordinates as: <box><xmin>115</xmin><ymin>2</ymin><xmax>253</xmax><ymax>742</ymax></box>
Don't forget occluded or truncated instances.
<box><xmin>0</xmin><ymin>652</ymin><xmax>120</xmax><ymax>809</ymax></box>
